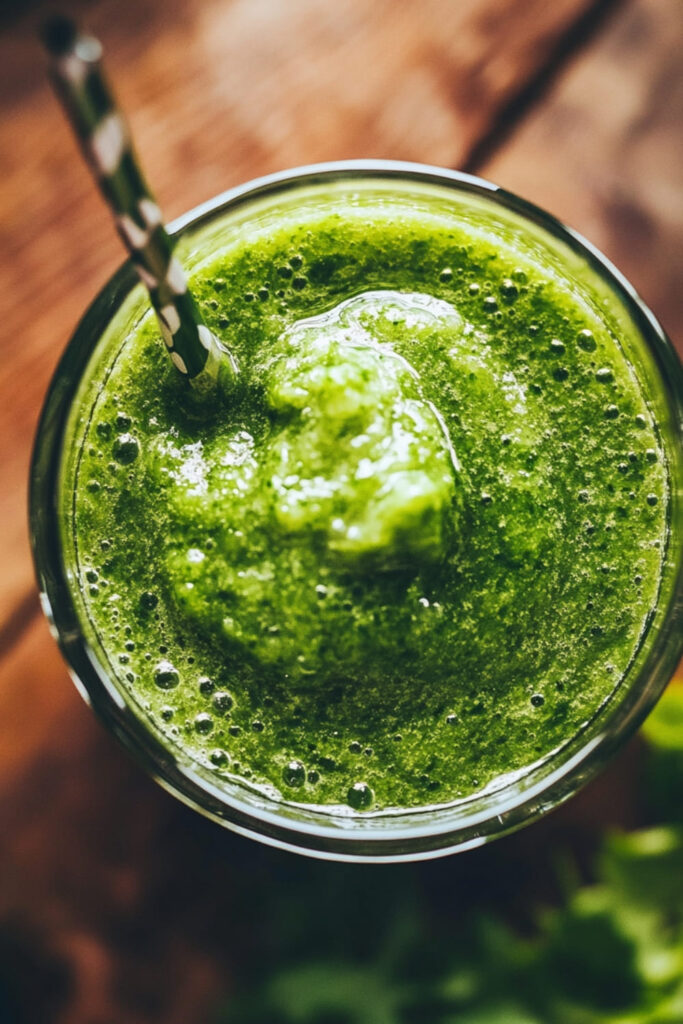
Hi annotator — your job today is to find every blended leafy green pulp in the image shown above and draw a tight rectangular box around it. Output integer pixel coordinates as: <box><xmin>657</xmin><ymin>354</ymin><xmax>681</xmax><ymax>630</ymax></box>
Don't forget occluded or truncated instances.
<box><xmin>72</xmin><ymin>196</ymin><xmax>667</xmax><ymax>811</ymax></box>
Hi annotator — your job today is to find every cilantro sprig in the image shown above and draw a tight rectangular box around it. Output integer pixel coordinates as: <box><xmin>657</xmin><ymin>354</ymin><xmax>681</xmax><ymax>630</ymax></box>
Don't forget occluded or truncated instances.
<box><xmin>216</xmin><ymin>686</ymin><xmax>683</xmax><ymax>1024</ymax></box>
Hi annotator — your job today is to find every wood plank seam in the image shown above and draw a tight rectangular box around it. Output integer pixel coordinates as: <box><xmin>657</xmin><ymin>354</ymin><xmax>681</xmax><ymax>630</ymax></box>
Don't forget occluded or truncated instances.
<box><xmin>0</xmin><ymin>590</ymin><xmax>40</xmax><ymax>667</ymax></box>
<box><xmin>0</xmin><ymin>0</ymin><xmax>632</xmax><ymax>662</ymax></box>
<box><xmin>462</xmin><ymin>0</ymin><xmax>627</xmax><ymax>173</ymax></box>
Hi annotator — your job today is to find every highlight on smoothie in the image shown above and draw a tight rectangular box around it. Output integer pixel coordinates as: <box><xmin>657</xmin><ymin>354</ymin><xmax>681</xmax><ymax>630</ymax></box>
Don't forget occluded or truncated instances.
<box><xmin>30</xmin><ymin>16</ymin><xmax>682</xmax><ymax>860</ymax></box>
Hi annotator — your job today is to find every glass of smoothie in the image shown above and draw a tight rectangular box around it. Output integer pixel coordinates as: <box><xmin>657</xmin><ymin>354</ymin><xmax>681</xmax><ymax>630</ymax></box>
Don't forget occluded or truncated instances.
<box><xmin>30</xmin><ymin>162</ymin><xmax>683</xmax><ymax>861</ymax></box>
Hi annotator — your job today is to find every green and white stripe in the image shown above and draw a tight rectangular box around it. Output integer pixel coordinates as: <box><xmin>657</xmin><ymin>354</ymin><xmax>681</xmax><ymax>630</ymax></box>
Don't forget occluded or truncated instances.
<box><xmin>42</xmin><ymin>16</ymin><xmax>237</xmax><ymax>389</ymax></box>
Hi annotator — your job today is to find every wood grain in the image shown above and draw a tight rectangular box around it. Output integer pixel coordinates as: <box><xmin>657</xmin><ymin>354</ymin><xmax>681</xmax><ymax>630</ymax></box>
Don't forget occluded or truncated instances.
<box><xmin>0</xmin><ymin>618</ymin><xmax>226</xmax><ymax>1024</ymax></box>
<box><xmin>0</xmin><ymin>616</ymin><xmax>649</xmax><ymax>1024</ymax></box>
<box><xmin>484</xmin><ymin>0</ymin><xmax>683</xmax><ymax>356</ymax></box>
<box><xmin>0</xmin><ymin>0</ymin><xmax>603</xmax><ymax>627</ymax></box>
<box><xmin>0</xmin><ymin>0</ymin><xmax>682</xmax><ymax>1020</ymax></box>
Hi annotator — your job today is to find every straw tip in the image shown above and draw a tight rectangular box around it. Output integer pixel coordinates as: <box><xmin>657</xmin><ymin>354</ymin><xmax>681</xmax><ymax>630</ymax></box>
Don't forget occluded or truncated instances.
<box><xmin>40</xmin><ymin>14</ymin><xmax>78</xmax><ymax>57</ymax></box>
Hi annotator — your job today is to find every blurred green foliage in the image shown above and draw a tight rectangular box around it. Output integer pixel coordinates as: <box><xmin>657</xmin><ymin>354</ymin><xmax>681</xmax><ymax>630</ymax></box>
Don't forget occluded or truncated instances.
<box><xmin>217</xmin><ymin>687</ymin><xmax>683</xmax><ymax>1024</ymax></box>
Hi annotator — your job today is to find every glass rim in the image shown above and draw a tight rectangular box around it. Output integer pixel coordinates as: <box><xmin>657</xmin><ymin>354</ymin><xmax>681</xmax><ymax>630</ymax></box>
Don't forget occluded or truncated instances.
<box><xmin>29</xmin><ymin>159</ymin><xmax>683</xmax><ymax>862</ymax></box>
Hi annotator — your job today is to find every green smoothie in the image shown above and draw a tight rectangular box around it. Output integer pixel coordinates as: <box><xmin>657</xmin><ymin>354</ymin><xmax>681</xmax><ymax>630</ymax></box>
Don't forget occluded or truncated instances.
<box><xmin>65</xmin><ymin>180</ymin><xmax>668</xmax><ymax>812</ymax></box>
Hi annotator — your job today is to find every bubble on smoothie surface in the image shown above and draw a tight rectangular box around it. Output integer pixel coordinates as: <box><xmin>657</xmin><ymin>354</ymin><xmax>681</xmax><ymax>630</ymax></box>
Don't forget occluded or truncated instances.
<box><xmin>212</xmin><ymin>690</ymin><xmax>234</xmax><ymax>714</ymax></box>
<box><xmin>194</xmin><ymin>712</ymin><xmax>213</xmax><ymax>734</ymax></box>
<box><xmin>347</xmin><ymin>781</ymin><xmax>374</xmax><ymax>810</ymax></box>
<box><xmin>113</xmin><ymin>433</ymin><xmax>139</xmax><ymax>464</ymax></box>
<box><xmin>153</xmin><ymin>660</ymin><xmax>179</xmax><ymax>689</ymax></box>
<box><xmin>283</xmin><ymin>760</ymin><xmax>306</xmax><ymax>787</ymax></box>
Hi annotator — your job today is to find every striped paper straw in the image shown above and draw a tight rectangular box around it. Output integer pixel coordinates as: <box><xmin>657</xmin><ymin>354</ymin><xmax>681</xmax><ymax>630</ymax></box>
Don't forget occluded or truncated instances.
<box><xmin>42</xmin><ymin>16</ymin><xmax>237</xmax><ymax>391</ymax></box>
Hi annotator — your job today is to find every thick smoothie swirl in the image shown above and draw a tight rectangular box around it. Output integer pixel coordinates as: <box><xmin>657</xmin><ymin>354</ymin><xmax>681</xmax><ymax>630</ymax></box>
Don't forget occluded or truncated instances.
<box><xmin>160</xmin><ymin>291</ymin><xmax>461</xmax><ymax>680</ymax></box>
<box><xmin>71</xmin><ymin>197</ymin><xmax>668</xmax><ymax>810</ymax></box>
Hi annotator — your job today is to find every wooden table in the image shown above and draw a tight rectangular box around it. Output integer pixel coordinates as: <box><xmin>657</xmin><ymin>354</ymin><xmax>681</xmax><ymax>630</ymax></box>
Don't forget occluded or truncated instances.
<box><xmin>0</xmin><ymin>1</ymin><xmax>681</xmax><ymax>1020</ymax></box>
